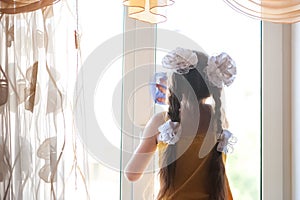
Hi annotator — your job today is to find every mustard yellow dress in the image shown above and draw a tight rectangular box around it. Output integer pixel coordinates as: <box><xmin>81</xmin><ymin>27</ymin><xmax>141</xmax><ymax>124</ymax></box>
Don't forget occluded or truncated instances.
<box><xmin>157</xmin><ymin>134</ymin><xmax>233</xmax><ymax>200</ymax></box>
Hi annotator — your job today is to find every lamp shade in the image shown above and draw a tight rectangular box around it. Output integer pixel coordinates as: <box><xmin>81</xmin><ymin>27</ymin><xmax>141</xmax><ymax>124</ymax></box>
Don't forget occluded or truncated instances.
<box><xmin>123</xmin><ymin>0</ymin><xmax>174</xmax><ymax>23</ymax></box>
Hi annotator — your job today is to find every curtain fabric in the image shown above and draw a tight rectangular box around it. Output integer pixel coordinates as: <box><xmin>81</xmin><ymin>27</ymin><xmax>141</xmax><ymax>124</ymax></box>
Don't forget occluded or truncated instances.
<box><xmin>0</xmin><ymin>0</ymin><xmax>60</xmax><ymax>14</ymax></box>
<box><xmin>0</xmin><ymin>1</ymin><xmax>89</xmax><ymax>199</ymax></box>
<box><xmin>223</xmin><ymin>0</ymin><xmax>300</xmax><ymax>23</ymax></box>
<box><xmin>123</xmin><ymin>0</ymin><xmax>174</xmax><ymax>23</ymax></box>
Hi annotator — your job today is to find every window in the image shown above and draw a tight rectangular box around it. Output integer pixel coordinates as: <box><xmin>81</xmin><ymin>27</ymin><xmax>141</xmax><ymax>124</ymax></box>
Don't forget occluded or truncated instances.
<box><xmin>80</xmin><ymin>2</ymin><xmax>300</xmax><ymax>200</ymax></box>
<box><xmin>155</xmin><ymin>1</ymin><xmax>261</xmax><ymax>199</ymax></box>
<box><xmin>79</xmin><ymin>1</ymin><xmax>123</xmax><ymax>199</ymax></box>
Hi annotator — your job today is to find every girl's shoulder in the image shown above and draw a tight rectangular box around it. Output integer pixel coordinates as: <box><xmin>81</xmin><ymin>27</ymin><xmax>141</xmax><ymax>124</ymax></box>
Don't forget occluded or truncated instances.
<box><xmin>141</xmin><ymin>112</ymin><xmax>168</xmax><ymax>142</ymax></box>
<box><xmin>149</xmin><ymin>111</ymin><xmax>168</xmax><ymax>126</ymax></box>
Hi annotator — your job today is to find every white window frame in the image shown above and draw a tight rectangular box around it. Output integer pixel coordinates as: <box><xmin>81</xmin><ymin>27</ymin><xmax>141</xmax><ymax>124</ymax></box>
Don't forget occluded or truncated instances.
<box><xmin>262</xmin><ymin>22</ymin><xmax>300</xmax><ymax>200</ymax></box>
<box><xmin>121</xmin><ymin>12</ymin><xmax>157</xmax><ymax>200</ymax></box>
<box><xmin>291</xmin><ymin>22</ymin><xmax>300</xmax><ymax>200</ymax></box>
<box><xmin>262</xmin><ymin>22</ymin><xmax>291</xmax><ymax>200</ymax></box>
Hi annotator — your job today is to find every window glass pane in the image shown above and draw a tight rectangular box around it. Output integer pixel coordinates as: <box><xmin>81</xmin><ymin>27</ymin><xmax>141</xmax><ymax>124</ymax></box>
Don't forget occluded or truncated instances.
<box><xmin>156</xmin><ymin>1</ymin><xmax>261</xmax><ymax>199</ymax></box>
<box><xmin>79</xmin><ymin>1</ymin><xmax>123</xmax><ymax>199</ymax></box>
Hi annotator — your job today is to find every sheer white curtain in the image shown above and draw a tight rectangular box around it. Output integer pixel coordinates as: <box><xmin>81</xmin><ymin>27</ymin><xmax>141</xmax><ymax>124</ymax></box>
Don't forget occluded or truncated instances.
<box><xmin>0</xmin><ymin>1</ymin><xmax>89</xmax><ymax>199</ymax></box>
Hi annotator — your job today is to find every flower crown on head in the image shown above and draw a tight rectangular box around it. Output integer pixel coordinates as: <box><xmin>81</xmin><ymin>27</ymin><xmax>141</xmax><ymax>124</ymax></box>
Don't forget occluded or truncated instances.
<box><xmin>161</xmin><ymin>47</ymin><xmax>237</xmax><ymax>88</ymax></box>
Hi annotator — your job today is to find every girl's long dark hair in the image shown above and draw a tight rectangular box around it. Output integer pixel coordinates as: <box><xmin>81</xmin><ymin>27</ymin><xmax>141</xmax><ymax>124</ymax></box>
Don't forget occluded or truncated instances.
<box><xmin>157</xmin><ymin>52</ymin><xmax>227</xmax><ymax>200</ymax></box>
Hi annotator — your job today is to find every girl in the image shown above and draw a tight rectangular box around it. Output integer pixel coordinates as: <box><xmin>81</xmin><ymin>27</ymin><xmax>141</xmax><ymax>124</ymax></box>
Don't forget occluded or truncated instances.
<box><xmin>125</xmin><ymin>47</ymin><xmax>236</xmax><ymax>200</ymax></box>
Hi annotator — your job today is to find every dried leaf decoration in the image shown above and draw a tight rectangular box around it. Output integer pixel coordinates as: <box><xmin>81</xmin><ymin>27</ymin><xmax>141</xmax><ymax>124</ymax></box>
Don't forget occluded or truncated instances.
<box><xmin>37</xmin><ymin>137</ymin><xmax>57</xmax><ymax>183</ymax></box>
<box><xmin>25</xmin><ymin>61</ymin><xmax>38</xmax><ymax>112</ymax></box>
<box><xmin>0</xmin><ymin>65</ymin><xmax>8</xmax><ymax>107</ymax></box>
<box><xmin>6</xmin><ymin>25</ymin><xmax>14</xmax><ymax>47</ymax></box>
<box><xmin>0</xmin><ymin>140</ymin><xmax>9</xmax><ymax>182</ymax></box>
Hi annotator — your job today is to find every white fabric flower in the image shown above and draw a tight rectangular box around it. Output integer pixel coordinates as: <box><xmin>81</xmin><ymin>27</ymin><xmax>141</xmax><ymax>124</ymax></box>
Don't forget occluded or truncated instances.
<box><xmin>157</xmin><ymin>120</ymin><xmax>182</xmax><ymax>145</ymax></box>
<box><xmin>204</xmin><ymin>52</ymin><xmax>236</xmax><ymax>88</ymax></box>
<box><xmin>217</xmin><ymin>130</ymin><xmax>237</xmax><ymax>154</ymax></box>
<box><xmin>162</xmin><ymin>47</ymin><xmax>198</xmax><ymax>74</ymax></box>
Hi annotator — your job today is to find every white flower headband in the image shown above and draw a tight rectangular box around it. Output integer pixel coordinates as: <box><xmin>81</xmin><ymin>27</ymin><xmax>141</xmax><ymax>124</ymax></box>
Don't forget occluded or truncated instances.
<box><xmin>204</xmin><ymin>52</ymin><xmax>236</xmax><ymax>88</ymax></box>
<box><xmin>162</xmin><ymin>47</ymin><xmax>198</xmax><ymax>75</ymax></box>
<box><xmin>161</xmin><ymin>47</ymin><xmax>237</xmax><ymax>88</ymax></box>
